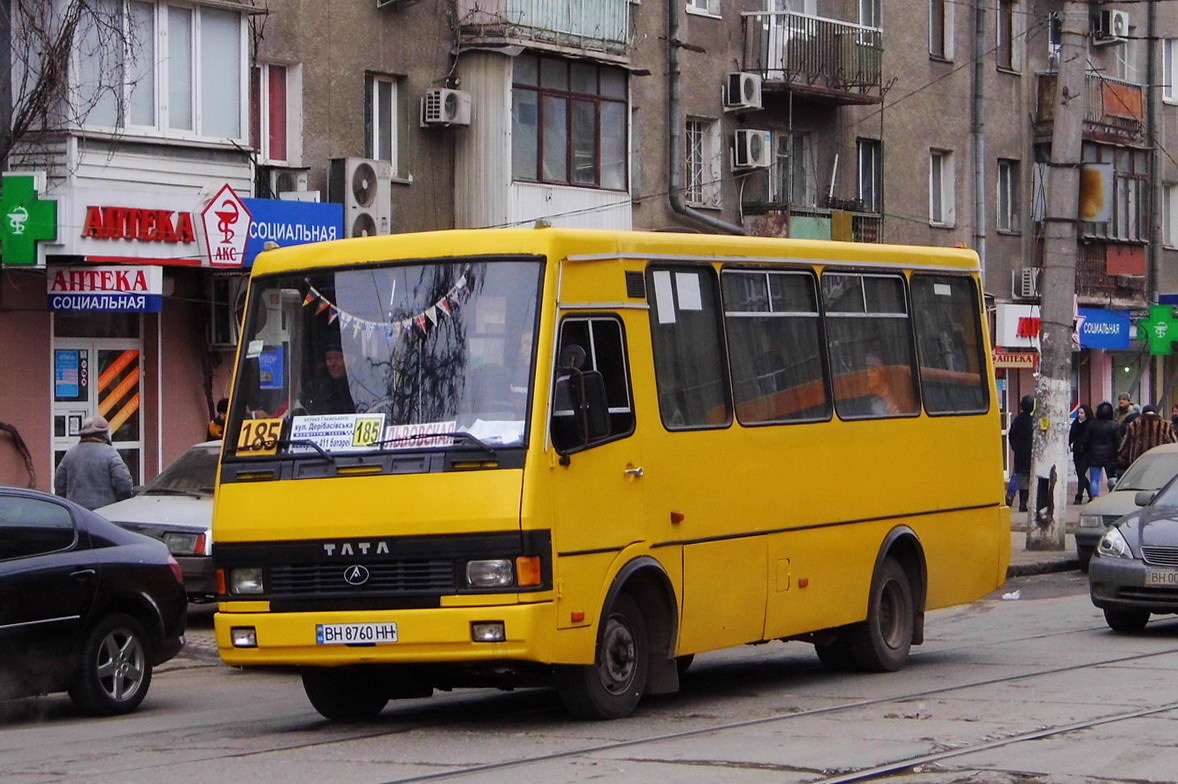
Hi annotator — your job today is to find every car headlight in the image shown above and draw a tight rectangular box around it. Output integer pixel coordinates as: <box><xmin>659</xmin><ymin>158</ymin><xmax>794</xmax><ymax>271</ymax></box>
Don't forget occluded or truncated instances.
<box><xmin>1097</xmin><ymin>527</ymin><xmax>1133</xmax><ymax>560</ymax></box>
<box><xmin>162</xmin><ymin>531</ymin><xmax>208</xmax><ymax>556</ymax></box>
<box><xmin>229</xmin><ymin>567</ymin><xmax>265</xmax><ymax>594</ymax></box>
<box><xmin>1079</xmin><ymin>514</ymin><xmax>1104</xmax><ymax>529</ymax></box>
<box><xmin>466</xmin><ymin>559</ymin><xmax>513</xmax><ymax>588</ymax></box>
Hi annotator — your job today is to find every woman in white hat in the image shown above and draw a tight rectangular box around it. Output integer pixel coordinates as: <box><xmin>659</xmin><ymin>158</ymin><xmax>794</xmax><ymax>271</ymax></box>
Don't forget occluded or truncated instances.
<box><xmin>53</xmin><ymin>416</ymin><xmax>135</xmax><ymax>510</ymax></box>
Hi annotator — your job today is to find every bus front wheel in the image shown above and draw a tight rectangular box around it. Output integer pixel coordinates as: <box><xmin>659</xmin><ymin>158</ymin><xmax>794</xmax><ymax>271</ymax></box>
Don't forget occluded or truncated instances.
<box><xmin>302</xmin><ymin>669</ymin><xmax>389</xmax><ymax>722</ymax></box>
<box><xmin>847</xmin><ymin>558</ymin><xmax>914</xmax><ymax>672</ymax></box>
<box><xmin>557</xmin><ymin>593</ymin><xmax>649</xmax><ymax>720</ymax></box>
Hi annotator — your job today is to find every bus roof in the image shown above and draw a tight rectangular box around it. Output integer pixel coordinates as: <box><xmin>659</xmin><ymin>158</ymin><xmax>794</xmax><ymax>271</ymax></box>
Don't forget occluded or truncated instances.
<box><xmin>249</xmin><ymin>227</ymin><xmax>981</xmax><ymax>277</ymax></box>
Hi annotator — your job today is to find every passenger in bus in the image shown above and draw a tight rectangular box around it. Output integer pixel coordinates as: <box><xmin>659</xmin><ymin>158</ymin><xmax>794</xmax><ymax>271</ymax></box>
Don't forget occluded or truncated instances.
<box><xmin>305</xmin><ymin>343</ymin><xmax>356</xmax><ymax>415</ymax></box>
<box><xmin>865</xmin><ymin>353</ymin><xmax>900</xmax><ymax>416</ymax></box>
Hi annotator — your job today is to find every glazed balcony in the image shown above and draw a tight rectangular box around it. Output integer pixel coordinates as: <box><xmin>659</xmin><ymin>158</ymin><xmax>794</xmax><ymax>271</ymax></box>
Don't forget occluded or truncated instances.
<box><xmin>741</xmin><ymin>11</ymin><xmax>883</xmax><ymax>105</ymax></box>
<box><xmin>455</xmin><ymin>0</ymin><xmax>630</xmax><ymax>59</ymax></box>
<box><xmin>1034</xmin><ymin>72</ymin><xmax>1145</xmax><ymax>144</ymax></box>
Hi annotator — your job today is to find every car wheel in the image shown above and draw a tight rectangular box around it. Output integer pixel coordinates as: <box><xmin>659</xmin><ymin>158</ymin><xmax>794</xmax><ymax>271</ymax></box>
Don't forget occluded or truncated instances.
<box><xmin>557</xmin><ymin>592</ymin><xmax>649</xmax><ymax>720</ymax></box>
<box><xmin>1103</xmin><ymin>607</ymin><xmax>1150</xmax><ymax>633</ymax></box>
<box><xmin>1077</xmin><ymin>547</ymin><xmax>1093</xmax><ymax>573</ymax></box>
<box><xmin>846</xmin><ymin>558</ymin><xmax>915</xmax><ymax>672</ymax></box>
<box><xmin>302</xmin><ymin>669</ymin><xmax>389</xmax><ymax>722</ymax></box>
<box><xmin>68</xmin><ymin>613</ymin><xmax>153</xmax><ymax>716</ymax></box>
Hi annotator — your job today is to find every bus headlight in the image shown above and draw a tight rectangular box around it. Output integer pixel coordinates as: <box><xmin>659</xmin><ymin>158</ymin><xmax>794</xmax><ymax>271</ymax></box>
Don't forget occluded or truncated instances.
<box><xmin>1097</xmin><ymin>528</ymin><xmax>1133</xmax><ymax>560</ymax></box>
<box><xmin>229</xmin><ymin>567</ymin><xmax>265</xmax><ymax>594</ymax></box>
<box><xmin>466</xmin><ymin>559</ymin><xmax>513</xmax><ymax>588</ymax></box>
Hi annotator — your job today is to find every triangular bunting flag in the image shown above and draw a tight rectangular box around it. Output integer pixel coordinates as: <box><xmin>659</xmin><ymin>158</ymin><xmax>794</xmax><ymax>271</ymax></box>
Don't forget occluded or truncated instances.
<box><xmin>315</xmin><ymin>300</ymin><xmax>330</xmax><ymax>316</ymax></box>
<box><xmin>327</xmin><ymin>308</ymin><xmax>339</xmax><ymax>324</ymax></box>
<box><xmin>426</xmin><ymin>306</ymin><xmax>439</xmax><ymax>324</ymax></box>
<box><xmin>302</xmin><ymin>292</ymin><xmax>316</xmax><ymax>307</ymax></box>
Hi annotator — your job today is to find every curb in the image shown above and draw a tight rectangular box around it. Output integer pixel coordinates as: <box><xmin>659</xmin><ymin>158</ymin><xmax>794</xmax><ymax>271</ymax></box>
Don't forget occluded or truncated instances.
<box><xmin>1006</xmin><ymin>558</ymin><xmax>1079</xmax><ymax>578</ymax></box>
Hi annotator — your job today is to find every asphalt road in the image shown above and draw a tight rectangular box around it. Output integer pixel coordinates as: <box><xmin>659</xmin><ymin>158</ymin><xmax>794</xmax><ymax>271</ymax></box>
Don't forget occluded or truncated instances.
<box><xmin>3</xmin><ymin>572</ymin><xmax>1177</xmax><ymax>784</ymax></box>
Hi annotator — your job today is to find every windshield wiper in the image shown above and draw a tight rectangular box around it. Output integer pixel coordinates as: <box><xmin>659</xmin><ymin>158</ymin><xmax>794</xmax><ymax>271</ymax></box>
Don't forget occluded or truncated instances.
<box><xmin>141</xmin><ymin>487</ymin><xmax>203</xmax><ymax>499</ymax></box>
<box><xmin>273</xmin><ymin>438</ymin><xmax>338</xmax><ymax>464</ymax></box>
<box><xmin>373</xmin><ymin>431</ymin><xmax>497</xmax><ymax>458</ymax></box>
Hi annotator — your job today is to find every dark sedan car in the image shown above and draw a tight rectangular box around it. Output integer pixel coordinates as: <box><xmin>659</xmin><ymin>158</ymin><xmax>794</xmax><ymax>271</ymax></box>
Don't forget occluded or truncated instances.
<box><xmin>0</xmin><ymin>487</ymin><xmax>187</xmax><ymax>715</ymax></box>
<box><xmin>1089</xmin><ymin>475</ymin><xmax>1178</xmax><ymax>633</ymax></box>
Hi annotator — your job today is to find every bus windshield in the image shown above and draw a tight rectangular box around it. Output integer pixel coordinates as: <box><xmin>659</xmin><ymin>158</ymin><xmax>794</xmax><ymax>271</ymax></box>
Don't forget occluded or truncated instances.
<box><xmin>227</xmin><ymin>258</ymin><xmax>543</xmax><ymax>456</ymax></box>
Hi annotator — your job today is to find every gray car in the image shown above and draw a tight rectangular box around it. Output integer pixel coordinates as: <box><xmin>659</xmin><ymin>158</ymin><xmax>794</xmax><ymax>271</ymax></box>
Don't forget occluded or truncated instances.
<box><xmin>1075</xmin><ymin>442</ymin><xmax>1178</xmax><ymax>571</ymax></box>
<box><xmin>1088</xmin><ymin>474</ymin><xmax>1178</xmax><ymax>633</ymax></box>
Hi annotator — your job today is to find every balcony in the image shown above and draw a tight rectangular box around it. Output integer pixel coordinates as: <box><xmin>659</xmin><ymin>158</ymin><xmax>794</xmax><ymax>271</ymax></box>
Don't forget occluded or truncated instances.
<box><xmin>743</xmin><ymin>203</ymin><xmax>883</xmax><ymax>243</ymax></box>
<box><xmin>455</xmin><ymin>0</ymin><xmax>630</xmax><ymax>60</ymax></box>
<box><xmin>1034</xmin><ymin>72</ymin><xmax>1145</xmax><ymax>145</ymax></box>
<box><xmin>741</xmin><ymin>11</ymin><xmax>883</xmax><ymax>105</ymax></box>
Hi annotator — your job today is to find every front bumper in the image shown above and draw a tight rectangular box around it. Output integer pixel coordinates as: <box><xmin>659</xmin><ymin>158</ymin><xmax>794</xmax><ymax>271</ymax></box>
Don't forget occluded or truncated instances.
<box><xmin>215</xmin><ymin>600</ymin><xmax>560</xmax><ymax>667</ymax></box>
<box><xmin>1089</xmin><ymin>555</ymin><xmax>1178</xmax><ymax>613</ymax></box>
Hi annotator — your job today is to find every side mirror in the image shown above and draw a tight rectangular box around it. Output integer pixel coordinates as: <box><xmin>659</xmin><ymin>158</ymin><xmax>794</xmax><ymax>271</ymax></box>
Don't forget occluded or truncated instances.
<box><xmin>550</xmin><ymin>366</ymin><xmax>611</xmax><ymax>456</ymax></box>
<box><xmin>1135</xmin><ymin>490</ymin><xmax>1156</xmax><ymax>507</ymax></box>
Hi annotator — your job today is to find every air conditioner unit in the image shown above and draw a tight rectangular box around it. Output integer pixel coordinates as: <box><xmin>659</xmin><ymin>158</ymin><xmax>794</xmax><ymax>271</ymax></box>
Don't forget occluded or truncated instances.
<box><xmin>1093</xmin><ymin>9</ymin><xmax>1129</xmax><ymax>44</ymax></box>
<box><xmin>208</xmin><ymin>274</ymin><xmax>249</xmax><ymax>348</ymax></box>
<box><xmin>421</xmin><ymin>88</ymin><xmax>472</xmax><ymax>127</ymax></box>
<box><xmin>265</xmin><ymin>166</ymin><xmax>310</xmax><ymax>197</ymax></box>
<box><xmin>732</xmin><ymin>129</ymin><xmax>772</xmax><ymax>170</ymax></box>
<box><xmin>1011</xmin><ymin>267</ymin><xmax>1040</xmax><ymax>300</ymax></box>
<box><xmin>328</xmin><ymin>157</ymin><xmax>393</xmax><ymax>237</ymax></box>
<box><xmin>724</xmin><ymin>72</ymin><xmax>763</xmax><ymax>111</ymax></box>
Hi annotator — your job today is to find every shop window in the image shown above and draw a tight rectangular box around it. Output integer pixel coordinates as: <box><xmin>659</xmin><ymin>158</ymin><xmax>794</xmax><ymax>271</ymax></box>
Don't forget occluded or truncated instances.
<box><xmin>911</xmin><ymin>274</ymin><xmax>988</xmax><ymax>415</ymax></box>
<box><xmin>647</xmin><ymin>266</ymin><xmax>732</xmax><ymax>430</ymax></box>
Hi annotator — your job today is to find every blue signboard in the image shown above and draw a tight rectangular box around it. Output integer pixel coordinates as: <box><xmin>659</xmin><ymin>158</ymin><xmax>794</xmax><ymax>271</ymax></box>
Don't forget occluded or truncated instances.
<box><xmin>54</xmin><ymin>350</ymin><xmax>80</xmax><ymax>399</ymax></box>
<box><xmin>243</xmin><ymin>198</ymin><xmax>344</xmax><ymax>267</ymax></box>
<box><xmin>1077</xmin><ymin>307</ymin><xmax>1131</xmax><ymax>350</ymax></box>
<box><xmin>47</xmin><ymin>293</ymin><xmax>163</xmax><ymax>312</ymax></box>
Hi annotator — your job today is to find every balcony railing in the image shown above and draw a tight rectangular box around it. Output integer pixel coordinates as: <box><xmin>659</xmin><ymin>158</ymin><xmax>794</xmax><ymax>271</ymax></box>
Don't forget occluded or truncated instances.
<box><xmin>741</xmin><ymin>11</ymin><xmax>883</xmax><ymax>104</ymax></box>
<box><xmin>1035</xmin><ymin>72</ymin><xmax>1145</xmax><ymax>144</ymax></box>
<box><xmin>744</xmin><ymin>204</ymin><xmax>883</xmax><ymax>243</ymax></box>
<box><xmin>456</xmin><ymin>0</ymin><xmax>630</xmax><ymax>57</ymax></box>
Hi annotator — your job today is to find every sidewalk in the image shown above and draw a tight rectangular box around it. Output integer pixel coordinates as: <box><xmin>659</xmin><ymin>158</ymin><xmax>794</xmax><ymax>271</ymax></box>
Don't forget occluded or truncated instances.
<box><xmin>1006</xmin><ymin>502</ymin><xmax>1081</xmax><ymax>578</ymax></box>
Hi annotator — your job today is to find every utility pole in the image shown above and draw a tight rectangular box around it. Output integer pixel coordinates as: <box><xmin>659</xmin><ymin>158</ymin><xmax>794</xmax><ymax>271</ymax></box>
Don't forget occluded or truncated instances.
<box><xmin>1027</xmin><ymin>0</ymin><xmax>1088</xmax><ymax>550</ymax></box>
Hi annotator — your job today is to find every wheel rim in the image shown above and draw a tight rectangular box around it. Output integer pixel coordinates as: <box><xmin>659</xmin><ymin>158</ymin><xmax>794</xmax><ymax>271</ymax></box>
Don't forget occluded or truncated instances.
<box><xmin>878</xmin><ymin>579</ymin><xmax>908</xmax><ymax>650</ymax></box>
<box><xmin>95</xmin><ymin>628</ymin><xmax>146</xmax><ymax>703</ymax></box>
<box><xmin>597</xmin><ymin>614</ymin><xmax>637</xmax><ymax>695</ymax></box>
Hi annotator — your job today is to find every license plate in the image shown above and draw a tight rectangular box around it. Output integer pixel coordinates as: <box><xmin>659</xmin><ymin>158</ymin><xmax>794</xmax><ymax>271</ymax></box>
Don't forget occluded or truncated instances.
<box><xmin>316</xmin><ymin>622</ymin><xmax>398</xmax><ymax>645</ymax></box>
<box><xmin>1144</xmin><ymin>569</ymin><xmax>1178</xmax><ymax>587</ymax></box>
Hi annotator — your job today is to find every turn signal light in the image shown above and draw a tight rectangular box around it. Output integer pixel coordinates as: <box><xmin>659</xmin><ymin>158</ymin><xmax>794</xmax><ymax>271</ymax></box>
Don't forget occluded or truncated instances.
<box><xmin>515</xmin><ymin>556</ymin><xmax>542</xmax><ymax>586</ymax></box>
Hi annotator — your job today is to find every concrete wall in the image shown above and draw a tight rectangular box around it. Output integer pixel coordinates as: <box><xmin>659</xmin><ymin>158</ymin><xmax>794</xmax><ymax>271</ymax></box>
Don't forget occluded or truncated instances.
<box><xmin>0</xmin><ymin>271</ymin><xmax>52</xmax><ymax>491</ymax></box>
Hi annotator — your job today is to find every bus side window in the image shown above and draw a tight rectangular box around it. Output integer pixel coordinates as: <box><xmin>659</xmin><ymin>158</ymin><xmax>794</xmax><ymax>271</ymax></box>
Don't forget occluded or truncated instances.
<box><xmin>911</xmin><ymin>274</ymin><xmax>989</xmax><ymax>415</ymax></box>
<box><xmin>551</xmin><ymin>316</ymin><xmax>636</xmax><ymax>453</ymax></box>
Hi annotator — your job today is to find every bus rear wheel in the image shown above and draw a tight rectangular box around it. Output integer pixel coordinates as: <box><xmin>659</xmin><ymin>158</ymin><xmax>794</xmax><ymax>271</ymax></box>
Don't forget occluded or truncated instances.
<box><xmin>557</xmin><ymin>593</ymin><xmax>649</xmax><ymax>720</ymax></box>
<box><xmin>847</xmin><ymin>558</ymin><xmax>914</xmax><ymax>672</ymax></box>
<box><xmin>302</xmin><ymin>669</ymin><xmax>389</xmax><ymax>722</ymax></box>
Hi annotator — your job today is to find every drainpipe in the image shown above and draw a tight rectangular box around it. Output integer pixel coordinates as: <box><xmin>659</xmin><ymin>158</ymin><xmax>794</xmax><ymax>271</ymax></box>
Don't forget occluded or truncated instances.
<box><xmin>1147</xmin><ymin>0</ymin><xmax>1160</xmax><ymax>301</ymax></box>
<box><xmin>971</xmin><ymin>0</ymin><xmax>986</xmax><ymax>286</ymax></box>
<box><xmin>667</xmin><ymin>1</ymin><xmax>747</xmax><ymax>235</ymax></box>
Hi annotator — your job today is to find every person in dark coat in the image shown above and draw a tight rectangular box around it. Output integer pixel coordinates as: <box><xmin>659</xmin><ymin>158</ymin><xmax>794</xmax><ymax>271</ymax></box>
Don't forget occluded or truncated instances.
<box><xmin>1083</xmin><ymin>401</ymin><xmax>1122</xmax><ymax>498</ymax></box>
<box><xmin>1005</xmin><ymin>395</ymin><xmax>1035</xmax><ymax>511</ymax></box>
<box><xmin>304</xmin><ymin>344</ymin><xmax>356</xmax><ymax>415</ymax></box>
<box><xmin>1069</xmin><ymin>403</ymin><xmax>1094</xmax><ymax>504</ymax></box>
<box><xmin>53</xmin><ymin>416</ymin><xmax>135</xmax><ymax>510</ymax></box>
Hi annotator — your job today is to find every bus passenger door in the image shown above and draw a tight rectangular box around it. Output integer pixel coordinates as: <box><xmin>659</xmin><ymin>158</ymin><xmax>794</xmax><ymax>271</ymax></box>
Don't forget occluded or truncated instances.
<box><xmin>546</xmin><ymin>315</ymin><xmax>645</xmax><ymax>631</ymax></box>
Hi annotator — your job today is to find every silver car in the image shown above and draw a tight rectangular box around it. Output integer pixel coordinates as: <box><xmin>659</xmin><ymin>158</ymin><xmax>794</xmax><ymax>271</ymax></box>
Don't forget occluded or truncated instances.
<box><xmin>1075</xmin><ymin>442</ymin><xmax>1178</xmax><ymax>571</ymax></box>
<box><xmin>97</xmin><ymin>441</ymin><xmax>219</xmax><ymax>601</ymax></box>
<box><xmin>1088</xmin><ymin>473</ymin><xmax>1178</xmax><ymax>632</ymax></box>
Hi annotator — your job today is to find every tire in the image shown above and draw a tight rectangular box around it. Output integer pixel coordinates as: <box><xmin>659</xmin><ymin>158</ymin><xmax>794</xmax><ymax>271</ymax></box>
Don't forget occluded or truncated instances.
<box><xmin>557</xmin><ymin>593</ymin><xmax>649</xmax><ymax>720</ymax></box>
<box><xmin>814</xmin><ymin>638</ymin><xmax>856</xmax><ymax>671</ymax></box>
<box><xmin>1103</xmin><ymin>607</ymin><xmax>1150</xmax><ymax>633</ymax></box>
<box><xmin>68</xmin><ymin>613</ymin><xmax>153</xmax><ymax>716</ymax></box>
<box><xmin>1077</xmin><ymin>547</ymin><xmax>1093</xmax><ymax>573</ymax></box>
<box><xmin>302</xmin><ymin>669</ymin><xmax>390</xmax><ymax>722</ymax></box>
<box><xmin>847</xmin><ymin>558</ymin><xmax>915</xmax><ymax>672</ymax></box>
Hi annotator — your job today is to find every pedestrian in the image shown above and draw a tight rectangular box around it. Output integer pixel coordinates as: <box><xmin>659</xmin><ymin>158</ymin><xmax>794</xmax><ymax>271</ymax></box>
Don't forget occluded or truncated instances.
<box><xmin>1069</xmin><ymin>403</ymin><xmax>1094</xmax><ymax>504</ymax></box>
<box><xmin>1082</xmin><ymin>402</ymin><xmax>1122</xmax><ymax>498</ymax></box>
<box><xmin>1114</xmin><ymin>392</ymin><xmax>1141</xmax><ymax>425</ymax></box>
<box><xmin>1005</xmin><ymin>395</ymin><xmax>1035</xmax><ymax>512</ymax></box>
<box><xmin>1117</xmin><ymin>404</ymin><xmax>1175</xmax><ymax>469</ymax></box>
<box><xmin>1170</xmin><ymin>404</ymin><xmax>1178</xmax><ymax>440</ymax></box>
<box><xmin>207</xmin><ymin>397</ymin><xmax>228</xmax><ymax>441</ymax></box>
<box><xmin>53</xmin><ymin>416</ymin><xmax>134</xmax><ymax>510</ymax></box>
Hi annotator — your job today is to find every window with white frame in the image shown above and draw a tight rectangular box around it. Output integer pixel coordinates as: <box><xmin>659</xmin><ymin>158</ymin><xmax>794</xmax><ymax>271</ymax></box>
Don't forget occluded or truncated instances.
<box><xmin>685</xmin><ymin>118</ymin><xmax>720</xmax><ymax>208</ymax></box>
<box><xmin>1116</xmin><ymin>27</ymin><xmax>1138</xmax><ymax>83</ymax></box>
<box><xmin>929</xmin><ymin>0</ymin><xmax>953</xmax><ymax>60</ymax></box>
<box><xmin>997</xmin><ymin>158</ymin><xmax>1020</xmax><ymax>233</ymax></box>
<box><xmin>857</xmin><ymin>138</ymin><xmax>882</xmax><ymax>213</ymax></box>
<box><xmin>1163</xmin><ymin>39</ymin><xmax>1177</xmax><ymax>103</ymax></box>
<box><xmin>1047</xmin><ymin>12</ymin><xmax>1060</xmax><ymax>66</ymax></box>
<box><xmin>1164</xmin><ymin>183</ymin><xmax>1178</xmax><ymax>247</ymax></box>
<box><xmin>365</xmin><ymin>74</ymin><xmax>397</xmax><ymax>164</ymax></box>
<box><xmin>251</xmin><ymin>64</ymin><xmax>301</xmax><ymax>164</ymax></box>
<box><xmin>772</xmin><ymin>131</ymin><xmax>814</xmax><ymax>206</ymax></box>
<box><xmin>74</xmin><ymin>1</ymin><xmax>246</xmax><ymax>141</ymax></box>
<box><xmin>929</xmin><ymin>149</ymin><xmax>955</xmax><ymax>226</ymax></box>
<box><xmin>1080</xmin><ymin>143</ymin><xmax>1147</xmax><ymax>241</ymax></box>
<box><xmin>859</xmin><ymin>0</ymin><xmax>880</xmax><ymax>29</ymax></box>
<box><xmin>996</xmin><ymin>0</ymin><xmax>1019</xmax><ymax>71</ymax></box>
<box><xmin>687</xmin><ymin>0</ymin><xmax>721</xmax><ymax>16</ymax></box>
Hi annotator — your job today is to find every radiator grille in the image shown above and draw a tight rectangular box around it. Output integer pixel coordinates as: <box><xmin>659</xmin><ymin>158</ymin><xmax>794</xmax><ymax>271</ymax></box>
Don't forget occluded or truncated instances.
<box><xmin>1142</xmin><ymin>546</ymin><xmax>1178</xmax><ymax>568</ymax></box>
<box><xmin>269</xmin><ymin>560</ymin><xmax>456</xmax><ymax>596</ymax></box>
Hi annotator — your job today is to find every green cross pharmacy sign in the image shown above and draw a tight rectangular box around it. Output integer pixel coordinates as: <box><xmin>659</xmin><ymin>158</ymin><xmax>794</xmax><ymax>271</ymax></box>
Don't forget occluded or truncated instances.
<box><xmin>0</xmin><ymin>172</ymin><xmax>57</xmax><ymax>267</ymax></box>
<box><xmin>1139</xmin><ymin>305</ymin><xmax>1178</xmax><ymax>356</ymax></box>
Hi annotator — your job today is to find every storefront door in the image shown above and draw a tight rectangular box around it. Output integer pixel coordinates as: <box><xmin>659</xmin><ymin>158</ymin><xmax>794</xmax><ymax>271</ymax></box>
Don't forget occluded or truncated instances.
<box><xmin>52</xmin><ymin>340</ymin><xmax>144</xmax><ymax>486</ymax></box>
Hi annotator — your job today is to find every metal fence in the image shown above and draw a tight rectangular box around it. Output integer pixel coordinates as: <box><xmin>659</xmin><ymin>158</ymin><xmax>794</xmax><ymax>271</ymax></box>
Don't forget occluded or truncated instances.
<box><xmin>741</xmin><ymin>11</ymin><xmax>882</xmax><ymax>96</ymax></box>
<box><xmin>457</xmin><ymin>0</ymin><xmax>629</xmax><ymax>54</ymax></box>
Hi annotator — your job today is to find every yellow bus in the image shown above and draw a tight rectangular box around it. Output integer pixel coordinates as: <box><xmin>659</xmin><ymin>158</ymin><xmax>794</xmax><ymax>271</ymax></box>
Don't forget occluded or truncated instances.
<box><xmin>214</xmin><ymin>227</ymin><xmax>1009</xmax><ymax>720</ymax></box>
